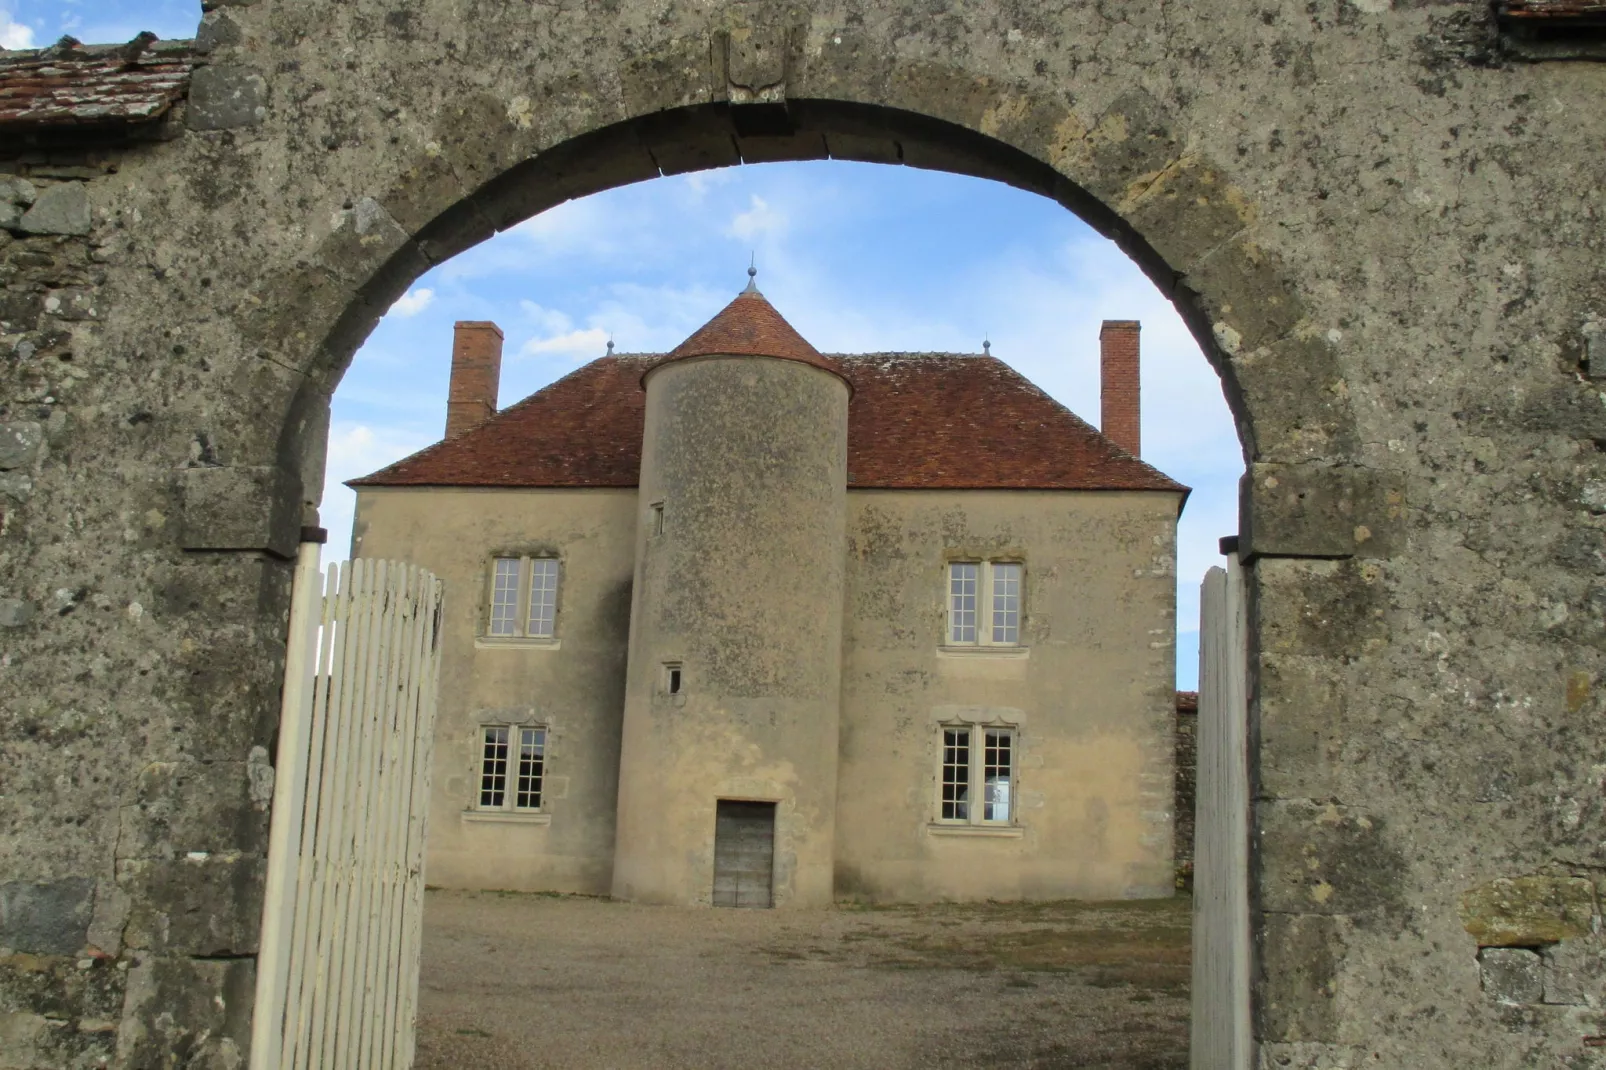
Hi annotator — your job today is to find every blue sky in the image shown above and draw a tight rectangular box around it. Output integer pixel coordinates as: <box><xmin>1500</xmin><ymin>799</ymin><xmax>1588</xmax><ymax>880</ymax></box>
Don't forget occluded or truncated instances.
<box><xmin>10</xmin><ymin>2</ymin><xmax>1242</xmax><ymax>689</ymax></box>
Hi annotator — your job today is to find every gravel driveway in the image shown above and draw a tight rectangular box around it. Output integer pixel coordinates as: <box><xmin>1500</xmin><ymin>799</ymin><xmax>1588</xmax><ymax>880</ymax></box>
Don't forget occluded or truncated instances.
<box><xmin>415</xmin><ymin>890</ymin><xmax>1190</xmax><ymax>1070</ymax></box>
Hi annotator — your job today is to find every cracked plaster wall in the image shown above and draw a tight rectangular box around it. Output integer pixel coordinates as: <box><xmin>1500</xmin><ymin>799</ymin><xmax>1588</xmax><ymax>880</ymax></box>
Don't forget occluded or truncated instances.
<box><xmin>1</xmin><ymin>0</ymin><xmax>1604</xmax><ymax>1065</ymax></box>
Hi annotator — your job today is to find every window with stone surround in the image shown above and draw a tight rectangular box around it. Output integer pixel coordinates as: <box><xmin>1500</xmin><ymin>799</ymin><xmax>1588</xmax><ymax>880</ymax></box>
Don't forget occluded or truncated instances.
<box><xmin>486</xmin><ymin>555</ymin><xmax>561</xmax><ymax>640</ymax></box>
<box><xmin>477</xmin><ymin>725</ymin><xmax>546</xmax><ymax>812</ymax></box>
<box><xmin>946</xmin><ymin>560</ymin><xmax>1023</xmax><ymax>646</ymax></box>
<box><xmin>935</xmin><ymin>723</ymin><xmax>1015</xmax><ymax>826</ymax></box>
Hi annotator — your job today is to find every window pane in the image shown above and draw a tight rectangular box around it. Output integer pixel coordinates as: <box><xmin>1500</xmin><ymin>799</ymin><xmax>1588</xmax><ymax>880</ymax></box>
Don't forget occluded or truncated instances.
<box><xmin>489</xmin><ymin>558</ymin><xmax>520</xmax><ymax>636</ymax></box>
<box><xmin>991</xmin><ymin>562</ymin><xmax>1021</xmax><ymax>644</ymax></box>
<box><xmin>479</xmin><ymin>726</ymin><xmax>509</xmax><ymax>808</ymax></box>
<box><xmin>516</xmin><ymin>727</ymin><xmax>545</xmax><ymax>810</ymax></box>
<box><xmin>948</xmin><ymin>563</ymin><xmax>978</xmax><ymax>644</ymax></box>
<box><xmin>983</xmin><ymin>730</ymin><xmax>1013</xmax><ymax>822</ymax></box>
<box><xmin>527</xmin><ymin>558</ymin><xmax>559</xmax><ymax>638</ymax></box>
<box><xmin>941</xmin><ymin>727</ymin><xmax>971</xmax><ymax>820</ymax></box>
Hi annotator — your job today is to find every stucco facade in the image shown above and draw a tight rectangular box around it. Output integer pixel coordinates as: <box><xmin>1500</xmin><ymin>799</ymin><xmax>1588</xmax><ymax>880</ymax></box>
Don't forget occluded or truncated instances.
<box><xmin>351</xmin><ymin>291</ymin><xmax>1184</xmax><ymax>906</ymax></box>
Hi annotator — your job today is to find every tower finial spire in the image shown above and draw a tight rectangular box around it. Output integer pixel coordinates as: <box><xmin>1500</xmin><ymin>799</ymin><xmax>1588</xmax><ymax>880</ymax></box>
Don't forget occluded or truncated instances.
<box><xmin>606</xmin><ymin>336</ymin><xmax>615</xmax><ymax>355</ymax></box>
<box><xmin>743</xmin><ymin>254</ymin><xmax>759</xmax><ymax>294</ymax></box>
<box><xmin>982</xmin><ymin>336</ymin><xmax>991</xmax><ymax>355</ymax></box>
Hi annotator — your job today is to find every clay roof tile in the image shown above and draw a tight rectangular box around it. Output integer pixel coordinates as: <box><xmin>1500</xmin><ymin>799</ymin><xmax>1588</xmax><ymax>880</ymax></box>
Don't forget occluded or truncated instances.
<box><xmin>643</xmin><ymin>288</ymin><xmax>848</xmax><ymax>386</ymax></box>
<box><xmin>351</xmin><ymin>352</ymin><xmax>1188</xmax><ymax>498</ymax></box>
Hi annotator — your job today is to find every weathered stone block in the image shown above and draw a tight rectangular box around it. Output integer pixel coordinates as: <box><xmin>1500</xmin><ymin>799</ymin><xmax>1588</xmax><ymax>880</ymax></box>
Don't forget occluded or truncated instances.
<box><xmin>0</xmin><ymin>176</ymin><xmax>37</xmax><ymax>206</ymax></box>
<box><xmin>0</xmin><ymin>950</ymin><xmax>125</xmax><ymax>1021</ymax></box>
<box><xmin>1459</xmin><ymin>876</ymin><xmax>1596</xmax><ymax>948</ymax></box>
<box><xmin>0</xmin><ymin>422</ymin><xmax>43</xmax><ymax>471</ymax></box>
<box><xmin>16</xmin><ymin>183</ymin><xmax>90</xmax><ymax>236</ymax></box>
<box><xmin>119</xmin><ymin>855</ymin><xmax>265</xmax><ymax>956</ymax></box>
<box><xmin>1241</xmin><ymin>463</ymin><xmax>1404</xmax><ymax>561</ymax></box>
<box><xmin>313</xmin><ymin>196</ymin><xmax>420</xmax><ymax>291</ymax></box>
<box><xmin>1258</xmin><ymin>801</ymin><xmax>1406</xmax><ymax>918</ymax></box>
<box><xmin>1480</xmin><ymin>947</ymin><xmax>1544</xmax><ymax>1004</ymax></box>
<box><xmin>1541</xmin><ymin>940</ymin><xmax>1601</xmax><ymax>1006</ymax></box>
<box><xmin>118</xmin><ymin>955</ymin><xmax>253</xmax><ymax>1068</ymax></box>
<box><xmin>1255</xmin><ymin>558</ymin><xmax>1390</xmax><ymax>658</ymax></box>
<box><xmin>187</xmin><ymin>66</ymin><xmax>267</xmax><ymax>130</ymax></box>
<box><xmin>177</xmin><ymin>465</ymin><xmax>300</xmax><ymax>559</ymax></box>
<box><xmin>1256</xmin><ymin>654</ymin><xmax>1347</xmax><ymax>801</ymax></box>
<box><xmin>120</xmin><ymin>761</ymin><xmax>271</xmax><ymax>860</ymax></box>
<box><xmin>0</xmin><ymin>879</ymin><xmax>95</xmax><ymax>955</ymax></box>
<box><xmin>0</xmin><ymin>598</ymin><xmax>33</xmax><ymax>628</ymax></box>
<box><xmin>1259</xmin><ymin>912</ymin><xmax>1348</xmax><ymax>1042</ymax></box>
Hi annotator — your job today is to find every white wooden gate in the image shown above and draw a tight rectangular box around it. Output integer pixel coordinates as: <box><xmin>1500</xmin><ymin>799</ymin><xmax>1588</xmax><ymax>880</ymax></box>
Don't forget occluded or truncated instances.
<box><xmin>251</xmin><ymin>545</ymin><xmax>446</xmax><ymax>1070</ymax></box>
<box><xmin>1191</xmin><ymin>551</ymin><xmax>1252</xmax><ymax>1070</ymax></box>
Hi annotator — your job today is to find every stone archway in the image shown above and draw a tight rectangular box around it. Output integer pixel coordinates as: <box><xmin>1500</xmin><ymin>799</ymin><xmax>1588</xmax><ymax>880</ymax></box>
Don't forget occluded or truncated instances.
<box><xmin>3</xmin><ymin>3</ymin><xmax>1602</xmax><ymax>1067</ymax></box>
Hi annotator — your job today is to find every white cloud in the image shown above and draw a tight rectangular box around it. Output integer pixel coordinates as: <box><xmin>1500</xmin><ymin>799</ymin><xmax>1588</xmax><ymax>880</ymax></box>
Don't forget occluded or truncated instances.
<box><xmin>1</xmin><ymin>12</ymin><xmax>34</xmax><ymax>49</ymax></box>
<box><xmin>728</xmin><ymin>194</ymin><xmax>787</xmax><ymax>241</ymax></box>
<box><xmin>522</xmin><ymin>327</ymin><xmax>611</xmax><ymax>363</ymax></box>
<box><xmin>388</xmin><ymin>287</ymin><xmax>434</xmax><ymax>318</ymax></box>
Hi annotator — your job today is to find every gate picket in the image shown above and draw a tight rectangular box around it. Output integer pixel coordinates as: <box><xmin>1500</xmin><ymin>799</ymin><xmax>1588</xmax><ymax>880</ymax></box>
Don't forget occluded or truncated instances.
<box><xmin>252</xmin><ymin>552</ymin><xmax>445</xmax><ymax>1070</ymax></box>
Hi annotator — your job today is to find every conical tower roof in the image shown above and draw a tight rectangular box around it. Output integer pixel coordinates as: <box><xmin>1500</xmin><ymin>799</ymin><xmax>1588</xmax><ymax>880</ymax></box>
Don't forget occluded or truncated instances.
<box><xmin>645</xmin><ymin>277</ymin><xmax>848</xmax><ymax>387</ymax></box>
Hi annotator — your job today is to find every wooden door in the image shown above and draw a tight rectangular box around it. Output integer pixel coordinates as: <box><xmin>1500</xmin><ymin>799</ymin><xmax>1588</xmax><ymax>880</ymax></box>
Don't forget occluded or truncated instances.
<box><xmin>712</xmin><ymin>800</ymin><xmax>776</xmax><ymax>908</ymax></box>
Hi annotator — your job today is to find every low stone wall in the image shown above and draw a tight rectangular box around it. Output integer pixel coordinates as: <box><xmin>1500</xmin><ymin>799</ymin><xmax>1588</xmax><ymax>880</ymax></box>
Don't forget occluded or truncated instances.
<box><xmin>1174</xmin><ymin>691</ymin><xmax>1197</xmax><ymax>891</ymax></box>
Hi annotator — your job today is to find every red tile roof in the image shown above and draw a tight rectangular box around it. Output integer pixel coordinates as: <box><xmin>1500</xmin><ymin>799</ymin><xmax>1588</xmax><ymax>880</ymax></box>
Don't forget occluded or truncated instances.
<box><xmin>646</xmin><ymin>288</ymin><xmax>849</xmax><ymax>386</ymax></box>
<box><xmin>351</xmin><ymin>353</ymin><xmax>1188</xmax><ymax>496</ymax></box>
<box><xmin>0</xmin><ymin>38</ymin><xmax>195</xmax><ymax>129</ymax></box>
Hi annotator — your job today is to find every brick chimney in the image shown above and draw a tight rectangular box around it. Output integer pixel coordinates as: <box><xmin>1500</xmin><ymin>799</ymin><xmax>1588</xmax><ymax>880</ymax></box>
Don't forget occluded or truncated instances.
<box><xmin>1099</xmin><ymin>319</ymin><xmax>1141</xmax><ymax>458</ymax></box>
<box><xmin>445</xmin><ymin>321</ymin><xmax>503</xmax><ymax>439</ymax></box>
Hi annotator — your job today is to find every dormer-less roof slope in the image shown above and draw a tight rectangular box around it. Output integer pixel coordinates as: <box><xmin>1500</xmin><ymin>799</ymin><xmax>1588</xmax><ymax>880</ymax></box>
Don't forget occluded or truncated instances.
<box><xmin>351</xmin><ymin>353</ymin><xmax>1188</xmax><ymax>496</ymax></box>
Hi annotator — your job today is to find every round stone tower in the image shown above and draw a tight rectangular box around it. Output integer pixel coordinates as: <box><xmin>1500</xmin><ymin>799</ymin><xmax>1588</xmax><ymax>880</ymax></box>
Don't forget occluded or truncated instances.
<box><xmin>611</xmin><ymin>278</ymin><xmax>850</xmax><ymax>908</ymax></box>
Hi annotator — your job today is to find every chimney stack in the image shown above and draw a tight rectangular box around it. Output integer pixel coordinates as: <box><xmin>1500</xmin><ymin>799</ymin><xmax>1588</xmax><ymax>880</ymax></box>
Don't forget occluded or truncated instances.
<box><xmin>445</xmin><ymin>321</ymin><xmax>503</xmax><ymax>438</ymax></box>
<box><xmin>1099</xmin><ymin>319</ymin><xmax>1141</xmax><ymax>458</ymax></box>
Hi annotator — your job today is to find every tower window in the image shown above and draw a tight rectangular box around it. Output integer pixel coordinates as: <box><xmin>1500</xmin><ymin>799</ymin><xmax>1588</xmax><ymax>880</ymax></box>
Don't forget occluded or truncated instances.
<box><xmin>664</xmin><ymin>662</ymin><xmax>683</xmax><ymax>695</ymax></box>
<box><xmin>650</xmin><ymin>501</ymin><xmax>665</xmax><ymax>536</ymax></box>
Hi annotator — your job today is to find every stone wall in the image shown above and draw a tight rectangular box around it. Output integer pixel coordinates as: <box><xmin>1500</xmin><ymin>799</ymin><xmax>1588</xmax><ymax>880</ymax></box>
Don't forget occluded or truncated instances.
<box><xmin>1174</xmin><ymin>691</ymin><xmax>1197</xmax><ymax>892</ymax></box>
<box><xmin>2</xmin><ymin>1</ymin><xmax>1605</xmax><ymax>1065</ymax></box>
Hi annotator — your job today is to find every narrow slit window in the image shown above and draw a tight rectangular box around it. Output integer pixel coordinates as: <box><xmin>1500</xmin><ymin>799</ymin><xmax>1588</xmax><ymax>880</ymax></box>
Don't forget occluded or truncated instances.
<box><xmin>948</xmin><ymin>563</ymin><xmax>978</xmax><ymax>644</ymax></box>
<box><xmin>479</xmin><ymin>726</ymin><xmax>509</xmax><ymax>808</ymax></box>
<box><xmin>515</xmin><ymin>727</ymin><xmax>546</xmax><ymax>810</ymax></box>
<box><xmin>527</xmin><ymin>558</ymin><xmax>559</xmax><ymax>638</ymax></box>
<box><xmin>991</xmin><ymin>563</ymin><xmax>1021</xmax><ymax>644</ymax></box>
<box><xmin>489</xmin><ymin>558</ymin><xmax>520</xmax><ymax>637</ymax></box>
<box><xmin>665</xmin><ymin>663</ymin><xmax>683</xmax><ymax>695</ymax></box>
<box><xmin>650</xmin><ymin>502</ymin><xmax>665</xmax><ymax>536</ymax></box>
<box><xmin>941</xmin><ymin>727</ymin><xmax>971</xmax><ymax>821</ymax></box>
<box><xmin>983</xmin><ymin>729</ymin><xmax>1013</xmax><ymax>822</ymax></box>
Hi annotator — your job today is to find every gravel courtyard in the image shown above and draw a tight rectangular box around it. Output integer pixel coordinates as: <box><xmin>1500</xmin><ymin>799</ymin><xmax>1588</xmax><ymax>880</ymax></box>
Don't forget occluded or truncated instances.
<box><xmin>414</xmin><ymin>890</ymin><xmax>1190</xmax><ymax>1070</ymax></box>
